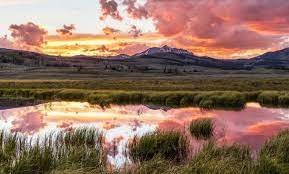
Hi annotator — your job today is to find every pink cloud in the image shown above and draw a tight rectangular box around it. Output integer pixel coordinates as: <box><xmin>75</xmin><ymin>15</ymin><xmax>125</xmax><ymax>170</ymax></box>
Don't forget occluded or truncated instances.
<box><xmin>117</xmin><ymin>0</ymin><xmax>289</xmax><ymax>56</ymax></box>
<box><xmin>0</xmin><ymin>35</ymin><xmax>14</xmax><ymax>49</ymax></box>
<box><xmin>11</xmin><ymin>112</ymin><xmax>47</xmax><ymax>135</ymax></box>
<box><xmin>99</xmin><ymin>0</ymin><xmax>122</xmax><ymax>20</ymax></box>
<box><xmin>117</xmin><ymin>43</ymin><xmax>149</xmax><ymax>55</ymax></box>
<box><xmin>9</xmin><ymin>22</ymin><xmax>47</xmax><ymax>51</ymax></box>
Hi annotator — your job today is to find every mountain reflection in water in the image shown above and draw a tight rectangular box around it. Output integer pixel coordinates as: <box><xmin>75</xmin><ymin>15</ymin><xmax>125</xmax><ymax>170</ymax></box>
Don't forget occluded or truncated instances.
<box><xmin>1</xmin><ymin>102</ymin><xmax>289</xmax><ymax>166</ymax></box>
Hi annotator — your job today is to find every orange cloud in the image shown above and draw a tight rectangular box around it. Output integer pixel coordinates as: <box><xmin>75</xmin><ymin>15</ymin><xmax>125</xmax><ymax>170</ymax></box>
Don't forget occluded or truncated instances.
<box><xmin>41</xmin><ymin>33</ymin><xmax>166</xmax><ymax>56</ymax></box>
<box><xmin>102</xmin><ymin>27</ymin><xmax>120</xmax><ymax>36</ymax></box>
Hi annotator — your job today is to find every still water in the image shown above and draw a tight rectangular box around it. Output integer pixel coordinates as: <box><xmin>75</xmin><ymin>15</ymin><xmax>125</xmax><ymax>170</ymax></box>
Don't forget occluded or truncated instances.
<box><xmin>1</xmin><ymin>102</ymin><xmax>289</xmax><ymax>166</ymax></box>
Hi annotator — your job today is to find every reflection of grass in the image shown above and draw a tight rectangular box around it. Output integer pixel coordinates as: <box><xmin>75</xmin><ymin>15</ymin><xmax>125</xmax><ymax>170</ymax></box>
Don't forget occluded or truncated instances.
<box><xmin>189</xmin><ymin>118</ymin><xmax>214</xmax><ymax>140</ymax></box>
<box><xmin>1</xmin><ymin>128</ymin><xmax>289</xmax><ymax>173</ymax></box>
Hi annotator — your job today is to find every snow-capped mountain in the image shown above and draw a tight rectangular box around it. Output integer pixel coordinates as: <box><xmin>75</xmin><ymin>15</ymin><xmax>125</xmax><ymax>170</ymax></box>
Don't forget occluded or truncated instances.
<box><xmin>134</xmin><ymin>45</ymin><xmax>193</xmax><ymax>57</ymax></box>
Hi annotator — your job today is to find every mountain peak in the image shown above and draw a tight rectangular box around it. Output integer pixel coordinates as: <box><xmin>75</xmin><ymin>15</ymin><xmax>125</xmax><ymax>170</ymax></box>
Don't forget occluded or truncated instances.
<box><xmin>134</xmin><ymin>45</ymin><xmax>193</xmax><ymax>57</ymax></box>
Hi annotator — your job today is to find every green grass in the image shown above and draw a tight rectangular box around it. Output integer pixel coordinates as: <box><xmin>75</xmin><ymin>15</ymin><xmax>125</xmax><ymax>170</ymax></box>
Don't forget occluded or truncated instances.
<box><xmin>0</xmin><ymin>88</ymin><xmax>280</xmax><ymax>109</ymax></box>
<box><xmin>0</xmin><ymin>128</ymin><xmax>107</xmax><ymax>174</ymax></box>
<box><xmin>2</xmin><ymin>78</ymin><xmax>289</xmax><ymax>109</ymax></box>
<box><xmin>189</xmin><ymin>118</ymin><xmax>214</xmax><ymax>140</ymax></box>
<box><xmin>129</xmin><ymin>132</ymin><xmax>188</xmax><ymax>162</ymax></box>
<box><xmin>181</xmin><ymin>142</ymin><xmax>253</xmax><ymax>174</ymax></box>
<box><xmin>2</xmin><ymin>78</ymin><xmax>289</xmax><ymax>91</ymax></box>
<box><xmin>1</xmin><ymin>128</ymin><xmax>289</xmax><ymax>173</ymax></box>
<box><xmin>255</xmin><ymin>130</ymin><xmax>289</xmax><ymax>173</ymax></box>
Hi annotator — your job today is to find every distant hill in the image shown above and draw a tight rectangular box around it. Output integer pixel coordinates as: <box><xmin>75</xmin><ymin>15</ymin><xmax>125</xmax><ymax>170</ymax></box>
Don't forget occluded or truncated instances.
<box><xmin>1</xmin><ymin>46</ymin><xmax>289</xmax><ymax>71</ymax></box>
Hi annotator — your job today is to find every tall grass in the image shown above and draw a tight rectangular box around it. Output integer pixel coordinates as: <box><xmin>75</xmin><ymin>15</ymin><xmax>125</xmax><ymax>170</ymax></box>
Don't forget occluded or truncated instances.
<box><xmin>0</xmin><ymin>89</ymin><xmax>258</xmax><ymax>109</ymax></box>
<box><xmin>0</xmin><ymin>128</ymin><xmax>107</xmax><ymax>174</ymax></box>
<box><xmin>0</xmin><ymin>127</ymin><xmax>289</xmax><ymax>173</ymax></box>
<box><xmin>189</xmin><ymin>118</ymin><xmax>214</xmax><ymax>140</ymax></box>
<box><xmin>129</xmin><ymin>131</ymin><xmax>188</xmax><ymax>162</ymax></box>
<box><xmin>181</xmin><ymin>142</ymin><xmax>253</xmax><ymax>174</ymax></box>
<box><xmin>254</xmin><ymin>129</ymin><xmax>289</xmax><ymax>173</ymax></box>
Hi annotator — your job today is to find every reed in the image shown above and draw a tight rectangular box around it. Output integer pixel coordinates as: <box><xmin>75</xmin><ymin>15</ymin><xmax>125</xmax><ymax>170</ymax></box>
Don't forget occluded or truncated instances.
<box><xmin>129</xmin><ymin>131</ymin><xmax>188</xmax><ymax>162</ymax></box>
<box><xmin>189</xmin><ymin>118</ymin><xmax>214</xmax><ymax>140</ymax></box>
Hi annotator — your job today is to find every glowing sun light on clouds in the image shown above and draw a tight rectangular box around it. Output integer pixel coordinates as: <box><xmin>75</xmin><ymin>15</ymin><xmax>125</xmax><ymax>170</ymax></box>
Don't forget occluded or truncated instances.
<box><xmin>1</xmin><ymin>0</ymin><xmax>289</xmax><ymax>58</ymax></box>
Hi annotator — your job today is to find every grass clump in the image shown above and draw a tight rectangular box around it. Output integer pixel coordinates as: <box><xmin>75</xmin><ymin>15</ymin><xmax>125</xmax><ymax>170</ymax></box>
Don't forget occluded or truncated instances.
<box><xmin>128</xmin><ymin>156</ymin><xmax>180</xmax><ymax>174</ymax></box>
<box><xmin>0</xmin><ymin>128</ymin><xmax>107</xmax><ymax>174</ymax></box>
<box><xmin>182</xmin><ymin>143</ymin><xmax>253</xmax><ymax>174</ymax></box>
<box><xmin>257</xmin><ymin>91</ymin><xmax>280</xmax><ymax>107</ymax></box>
<box><xmin>189</xmin><ymin>118</ymin><xmax>214</xmax><ymax>140</ymax></box>
<box><xmin>129</xmin><ymin>131</ymin><xmax>188</xmax><ymax>162</ymax></box>
<box><xmin>254</xmin><ymin>129</ymin><xmax>289</xmax><ymax>173</ymax></box>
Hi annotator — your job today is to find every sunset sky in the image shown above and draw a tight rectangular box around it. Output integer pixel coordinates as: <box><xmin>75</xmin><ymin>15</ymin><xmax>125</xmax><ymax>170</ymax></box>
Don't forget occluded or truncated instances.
<box><xmin>1</xmin><ymin>0</ymin><xmax>289</xmax><ymax>58</ymax></box>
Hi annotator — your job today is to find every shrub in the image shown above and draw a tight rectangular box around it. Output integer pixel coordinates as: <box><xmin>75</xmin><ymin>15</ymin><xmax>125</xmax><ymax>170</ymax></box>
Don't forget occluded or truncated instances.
<box><xmin>189</xmin><ymin>118</ymin><xmax>214</xmax><ymax>140</ymax></box>
<box><xmin>129</xmin><ymin>132</ymin><xmax>187</xmax><ymax>162</ymax></box>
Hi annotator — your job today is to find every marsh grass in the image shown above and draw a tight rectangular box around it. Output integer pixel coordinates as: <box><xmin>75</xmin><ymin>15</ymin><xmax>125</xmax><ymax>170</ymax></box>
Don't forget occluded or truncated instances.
<box><xmin>255</xmin><ymin>129</ymin><xmax>289</xmax><ymax>173</ymax></box>
<box><xmin>128</xmin><ymin>131</ymin><xmax>188</xmax><ymax>162</ymax></box>
<box><xmin>0</xmin><ymin>128</ymin><xmax>107</xmax><ymax>174</ymax></box>
<box><xmin>181</xmin><ymin>142</ymin><xmax>253</xmax><ymax>174</ymax></box>
<box><xmin>0</xmin><ymin>127</ymin><xmax>289</xmax><ymax>173</ymax></box>
<box><xmin>0</xmin><ymin>89</ymin><xmax>256</xmax><ymax>109</ymax></box>
<box><xmin>189</xmin><ymin>118</ymin><xmax>214</xmax><ymax>140</ymax></box>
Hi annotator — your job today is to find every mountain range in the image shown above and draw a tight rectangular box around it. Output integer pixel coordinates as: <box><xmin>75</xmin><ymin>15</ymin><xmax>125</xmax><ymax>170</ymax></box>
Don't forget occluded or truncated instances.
<box><xmin>1</xmin><ymin>45</ymin><xmax>289</xmax><ymax>71</ymax></box>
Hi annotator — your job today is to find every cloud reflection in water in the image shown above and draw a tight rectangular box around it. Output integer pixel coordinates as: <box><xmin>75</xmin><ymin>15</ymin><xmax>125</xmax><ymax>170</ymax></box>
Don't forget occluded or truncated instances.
<box><xmin>1</xmin><ymin>102</ymin><xmax>289</xmax><ymax>166</ymax></box>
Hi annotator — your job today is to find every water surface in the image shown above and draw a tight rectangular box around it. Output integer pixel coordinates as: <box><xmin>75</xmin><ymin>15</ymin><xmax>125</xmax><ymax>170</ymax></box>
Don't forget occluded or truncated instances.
<box><xmin>1</xmin><ymin>102</ymin><xmax>289</xmax><ymax>166</ymax></box>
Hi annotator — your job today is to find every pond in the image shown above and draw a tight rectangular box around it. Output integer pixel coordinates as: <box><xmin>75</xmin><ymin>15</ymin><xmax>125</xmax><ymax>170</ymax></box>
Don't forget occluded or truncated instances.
<box><xmin>1</xmin><ymin>102</ymin><xmax>289</xmax><ymax>167</ymax></box>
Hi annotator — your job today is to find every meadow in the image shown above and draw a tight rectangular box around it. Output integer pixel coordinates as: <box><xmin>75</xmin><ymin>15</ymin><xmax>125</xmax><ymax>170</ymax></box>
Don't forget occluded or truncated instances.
<box><xmin>0</xmin><ymin>119</ymin><xmax>288</xmax><ymax>174</ymax></box>
<box><xmin>1</xmin><ymin>87</ymin><xmax>289</xmax><ymax>109</ymax></box>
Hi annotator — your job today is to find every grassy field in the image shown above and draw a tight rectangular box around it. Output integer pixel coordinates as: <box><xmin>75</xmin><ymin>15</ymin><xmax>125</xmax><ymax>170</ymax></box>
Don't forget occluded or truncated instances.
<box><xmin>3</xmin><ymin>77</ymin><xmax>289</xmax><ymax>91</ymax></box>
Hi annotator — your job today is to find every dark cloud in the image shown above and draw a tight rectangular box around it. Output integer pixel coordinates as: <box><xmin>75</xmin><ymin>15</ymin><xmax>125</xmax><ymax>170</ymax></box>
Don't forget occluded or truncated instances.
<box><xmin>129</xmin><ymin>25</ymin><xmax>142</xmax><ymax>38</ymax></box>
<box><xmin>99</xmin><ymin>0</ymin><xmax>122</xmax><ymax>20</ymax></box>
<box><xmin>123</xmin><ymin>0</ymin><xmax>148</xmax><ymax>19</ymax></box>
<box><xmin>57</xmin><ymin>24</ymin><xmax>76</xmax><ymax>36</ymax></box>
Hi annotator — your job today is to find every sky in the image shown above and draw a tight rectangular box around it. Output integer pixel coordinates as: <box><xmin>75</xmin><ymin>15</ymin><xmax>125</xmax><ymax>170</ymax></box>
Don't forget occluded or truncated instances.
<box><xmin>0</xmin><ymin>0</ymin><xmax>289</xmax><ymax>58</ymax></box>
